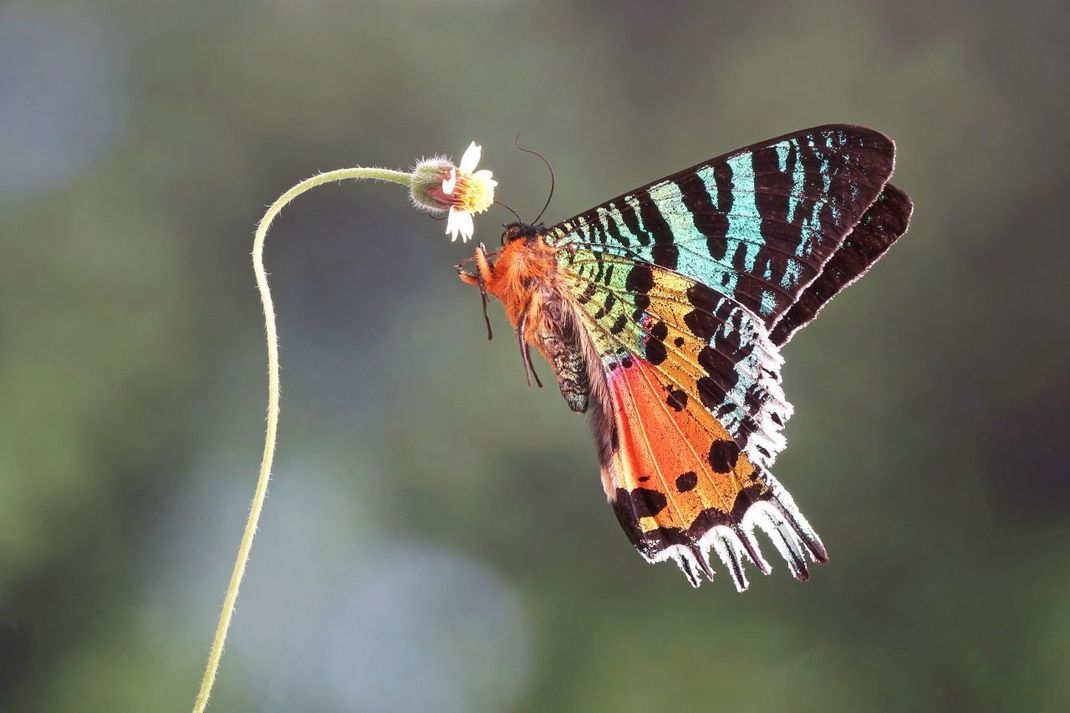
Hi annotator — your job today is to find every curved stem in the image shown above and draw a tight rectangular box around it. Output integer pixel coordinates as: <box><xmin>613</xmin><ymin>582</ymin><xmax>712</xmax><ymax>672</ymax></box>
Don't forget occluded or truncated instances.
<box><xmin>192</xmin><ymin>166</ymin><xmax>412</xmax><ymax>713</ymax></box>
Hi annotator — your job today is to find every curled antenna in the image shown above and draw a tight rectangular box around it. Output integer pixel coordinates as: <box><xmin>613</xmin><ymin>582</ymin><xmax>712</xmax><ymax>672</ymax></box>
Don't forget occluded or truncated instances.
<box><xmin>514</xmin><ymin>133</ymin><xmax>555</xmax><ymax>224</ymax></box>
<box><xmin>494</xmin><ymin>198</ymin><xmax>523</xmax><ymax>224</ymax></box>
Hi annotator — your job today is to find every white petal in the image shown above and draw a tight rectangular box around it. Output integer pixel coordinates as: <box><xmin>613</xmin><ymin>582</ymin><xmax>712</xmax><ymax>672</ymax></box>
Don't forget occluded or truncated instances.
<box><xmin>441</xmin><ymin>167</ymin><xmax>457</xmax><ymax>195</ymax></box>
<box><xmin>456</xmin><ymin>211</ymin><xmax>474</xmax><ymax>242</ymax></box>
<box><xmin>445</xmin><ymin>207</ymin><xmax>461</xmax><ymax>241</ymax></box>
<box><xmin>473</xmin><ymin>169</ymin><xmax>497</xmax><ymax>188</ymax></box>
<box><xmin>459</xmin><ymin>142</ymin><xmax>481</xmax><ymax>173</ymax></box>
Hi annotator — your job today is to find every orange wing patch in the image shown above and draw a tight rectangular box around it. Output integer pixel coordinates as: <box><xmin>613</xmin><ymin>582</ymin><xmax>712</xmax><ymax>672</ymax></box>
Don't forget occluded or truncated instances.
<box><xmin>607</xmin><ymin>355</ymin><xmax>762</xmax><ymax>527</ymax></box>
<box><xmin>602</xmin><ymin>356</ymin><xmax>769</xmax><ymax>588</ymax></box>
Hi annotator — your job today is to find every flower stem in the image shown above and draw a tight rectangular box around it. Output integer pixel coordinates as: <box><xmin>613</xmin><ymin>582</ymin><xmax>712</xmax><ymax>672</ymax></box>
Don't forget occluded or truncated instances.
<box><xmin>192</xmin><ymin>166</ymin><xmax>412</xmax><ymax>713</ymax></box>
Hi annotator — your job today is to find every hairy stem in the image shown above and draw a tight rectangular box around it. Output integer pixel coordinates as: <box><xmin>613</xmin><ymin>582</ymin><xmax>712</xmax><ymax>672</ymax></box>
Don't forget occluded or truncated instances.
<box><xmin>192</xmin><ymin>166</ymin><xmax>412</xmax><ymax>713</ymax></box>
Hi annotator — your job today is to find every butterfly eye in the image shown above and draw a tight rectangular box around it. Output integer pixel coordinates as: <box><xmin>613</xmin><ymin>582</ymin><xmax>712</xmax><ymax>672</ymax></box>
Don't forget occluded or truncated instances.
<box><xmin>501</xmin><ymin>222</ymin><xmax>526</xmax><ymax>245</ymax></box>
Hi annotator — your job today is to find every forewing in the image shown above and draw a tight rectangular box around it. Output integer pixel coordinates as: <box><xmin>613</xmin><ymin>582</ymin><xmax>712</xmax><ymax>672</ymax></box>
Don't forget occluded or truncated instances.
<box><xmin>560</xmin><ymin>251</ymin><xmax>825</xmax><ymax>589</ymax></box>
<box><xmin>546</xmin><ymin>125</ymin><xmax>896</xmax><ymax>329</ymax></box>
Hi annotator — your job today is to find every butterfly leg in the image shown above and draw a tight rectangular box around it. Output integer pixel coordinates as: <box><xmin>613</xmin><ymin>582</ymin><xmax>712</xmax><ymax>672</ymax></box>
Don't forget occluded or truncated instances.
<box><xmin>456</xmin><ymin>244</ymin><xmax>495</xmax><ymax>340</ymax></box>
<box><xmin>515</xmin><ymin>301</ymin><xmax>544</xmax><ymax>389</ymax></box>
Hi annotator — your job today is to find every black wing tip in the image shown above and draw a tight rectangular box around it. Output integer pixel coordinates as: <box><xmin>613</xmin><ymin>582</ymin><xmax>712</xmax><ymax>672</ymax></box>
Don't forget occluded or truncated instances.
<box><xmin>808</xmin><ymin>123</ymin><xmax>896</xmax><ymax>151</ymax></box>
<box><xmin>749</xmin><ymin>124</ymin><xmax>897</xmax><ymax>164</ymax></box>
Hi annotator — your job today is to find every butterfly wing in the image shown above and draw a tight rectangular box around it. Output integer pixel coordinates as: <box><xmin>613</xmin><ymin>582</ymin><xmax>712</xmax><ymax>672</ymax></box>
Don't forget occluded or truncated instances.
<box><xmin>546</xmin><ymin>125</ymin><xmax>904</xmax><ymax>336</ymax></box>
<box><xmin>558</xmin><ymin>250</ymin><xmax>825</xmax><ymax>589</ymax></box>
<box><xmin>501</xmin><ymin>125</ymin><xmax>911</xmax><ymax>587</ymax></box>
<box><xmin>770</xmin><ymin>182</ymin><xmax>913</xmax><ymax>345</ymax></box>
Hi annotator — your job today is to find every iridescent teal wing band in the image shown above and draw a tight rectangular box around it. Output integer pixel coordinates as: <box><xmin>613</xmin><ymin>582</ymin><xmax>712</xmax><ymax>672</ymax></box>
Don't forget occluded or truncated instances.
<box><xmin>544</xmin><ymin>125</ymin><xmax>903</xmax><ymax>335</ymax></box>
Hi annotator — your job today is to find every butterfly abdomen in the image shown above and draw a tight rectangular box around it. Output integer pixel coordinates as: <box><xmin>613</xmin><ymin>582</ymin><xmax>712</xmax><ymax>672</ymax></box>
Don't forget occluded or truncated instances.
<box><xmin>537</xmin><ymin>328</ymin><xmax>589</xmax><ymax>413</ymax></box>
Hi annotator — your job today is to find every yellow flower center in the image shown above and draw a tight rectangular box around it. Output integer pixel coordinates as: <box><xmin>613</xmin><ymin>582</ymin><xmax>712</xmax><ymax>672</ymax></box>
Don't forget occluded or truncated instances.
<box><xmin>456</xmin><ymin>172</ymin><xmax>495</xmax><ymax>214</ymax></box>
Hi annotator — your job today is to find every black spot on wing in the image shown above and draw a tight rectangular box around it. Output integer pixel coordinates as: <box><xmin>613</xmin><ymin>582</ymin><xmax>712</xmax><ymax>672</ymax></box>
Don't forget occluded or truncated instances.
<box><xmin>626</xmin><ymin>264</ymin><xmax>654</xmax><ymax>322</ymax></box>
<box><xmin>643</xmin><ymin>319</ymin><xmax>669</xmax><ymax>366</ymax></box>
<box><xmin>683</xmin><ymin>282</ymin><xmax>722</xmax><ymax>340</ymax></box>
<box><xmin>696</xmin><ymin>376</ymin><xmax>721</xmax><ymax>412</ymax></box>
<box><xmin>630</xmin><ymin>487</ymin><xmax>668</xmax><ymax>518</ymax></box>
<box><xmin>593</xmin><ymin>291</ymin><xmax>617</xmax><ymax>320</ymax></box>
<box><xmin>708</xmin><ymin>439</ymin><xmax>741</xmax><ymax>473</ymax></box>
<box><xmin>676</xmin><ymin>471</ymin><xmax>698</xmax><ymax>492</ymax></box>
<box><xmin>645</xmin><ymin>339</ymin><xmax>667</xmax><ymax>365</ymax></box>
<box><xmin>576</xmin><ymin>281</ymin><xmax>598</xmax><ymax>305</ymax></box>
<box><xmin>697</xmin><ymin>345</ymin><xmax>741</xmax><ymax>397</ymax></box>
<box><xmin>625</xmin><ymin>264</ymin><xmax>654</xmax><ymax>294</ymax></box>
<box><xmin>665</xmin><ymin>388</ymin><xmax>688</xmax><ymax>411</ymax></box>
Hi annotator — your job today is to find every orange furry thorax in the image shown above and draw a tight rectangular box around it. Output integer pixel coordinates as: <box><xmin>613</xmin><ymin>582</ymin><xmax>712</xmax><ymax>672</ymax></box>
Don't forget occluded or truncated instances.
<box><xmin>481</xmin><ymin>236</ymin><xmax>559</xmax><ymax>331</ymax></box>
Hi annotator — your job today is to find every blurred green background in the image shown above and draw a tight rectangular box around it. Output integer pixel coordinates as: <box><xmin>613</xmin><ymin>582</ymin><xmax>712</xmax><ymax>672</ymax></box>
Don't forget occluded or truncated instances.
<box><xmin>2</xmin><ymin>1</ymin><xmax>1068</xmax><ymax>711</ymax></box>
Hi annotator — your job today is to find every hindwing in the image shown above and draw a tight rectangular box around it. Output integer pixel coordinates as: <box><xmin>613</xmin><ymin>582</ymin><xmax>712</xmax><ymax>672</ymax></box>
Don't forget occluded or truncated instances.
<box><xmin>770</xmin><ymin>183</ymin><xmax>913</xmax><ymax>345</ymax></box>
<box><xmin>559</xmin><ymin>251</ymin><xmax>825</xmax><ymax>589</ymax></box>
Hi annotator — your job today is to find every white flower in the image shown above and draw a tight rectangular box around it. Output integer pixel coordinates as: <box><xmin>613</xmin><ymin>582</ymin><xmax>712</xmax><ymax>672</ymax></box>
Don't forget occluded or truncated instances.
<box><xmin>408</xmin><ymin>141</ymin><xmax>498</xmax><ymax>243</ymax></box>
<box><xmin>441</xmin><ymin>142</ymin><xmax>497</xmax><ymax>243</ymax></box>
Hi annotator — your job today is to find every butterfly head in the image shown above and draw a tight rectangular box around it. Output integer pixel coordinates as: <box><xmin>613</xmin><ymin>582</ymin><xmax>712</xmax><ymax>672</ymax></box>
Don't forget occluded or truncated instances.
<box><xmin>501</xmin><ymin>221</ymin><xmax>545</xmax><ymax>245</ymax></box>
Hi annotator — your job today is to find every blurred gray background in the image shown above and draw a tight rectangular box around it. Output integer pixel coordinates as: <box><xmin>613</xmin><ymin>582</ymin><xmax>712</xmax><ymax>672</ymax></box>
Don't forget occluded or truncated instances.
<box><xmin>2</xmin><ymin>1</ymin><xmax>1068</xmax><ymax>711</ymax></box>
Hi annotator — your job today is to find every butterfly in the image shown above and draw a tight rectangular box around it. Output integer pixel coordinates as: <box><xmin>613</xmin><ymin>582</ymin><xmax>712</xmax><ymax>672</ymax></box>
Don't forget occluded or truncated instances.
<box><xmin>457</xmin><ymin>125</ymin><xmax>913</xmax><ymax>590</ymax></box>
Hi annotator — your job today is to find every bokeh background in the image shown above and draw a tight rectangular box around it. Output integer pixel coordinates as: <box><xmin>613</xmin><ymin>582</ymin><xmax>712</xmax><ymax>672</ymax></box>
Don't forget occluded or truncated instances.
<box><xmin>2</xmin><ymin>1</ymin><xmax>1068</xmax><ymax>711</ymax></box>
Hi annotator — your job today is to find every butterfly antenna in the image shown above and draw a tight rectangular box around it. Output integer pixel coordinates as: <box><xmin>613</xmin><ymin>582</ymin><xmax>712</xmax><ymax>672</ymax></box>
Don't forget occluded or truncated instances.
<box><xmin>514</xmin><ymin>133</ymin><xmax>555</xmax><ymax>224</ymax></box>
<box><xmin>494</xmin><ymin>199</ymin><xmax>523</xmax><ymax>224</ymax></box>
